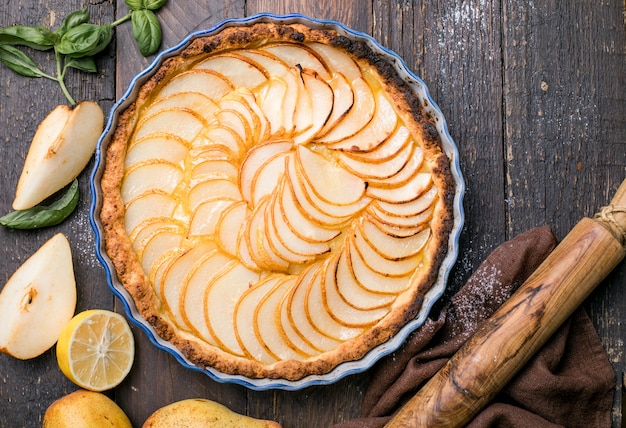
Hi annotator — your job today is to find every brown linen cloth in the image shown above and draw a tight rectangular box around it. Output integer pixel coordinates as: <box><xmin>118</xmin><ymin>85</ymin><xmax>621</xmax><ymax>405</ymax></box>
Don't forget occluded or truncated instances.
<box><xmin>333</xmin><ymin>226</ymin><xmax>615</xmax><ymax>428</ymax></box>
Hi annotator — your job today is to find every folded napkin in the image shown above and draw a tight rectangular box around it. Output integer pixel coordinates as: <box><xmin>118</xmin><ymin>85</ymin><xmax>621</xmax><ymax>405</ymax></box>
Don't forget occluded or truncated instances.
<box><xmin>333</xmin><ymin>226</ymin><xmax>615</xmax><ymax>428</ymax></box>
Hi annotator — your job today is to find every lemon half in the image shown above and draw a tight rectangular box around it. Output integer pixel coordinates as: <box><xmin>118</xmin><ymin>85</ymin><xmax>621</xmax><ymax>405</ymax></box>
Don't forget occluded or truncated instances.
<box><xmin>56</xmin><ymin>309</ymin><xmax>135</xmax><ymax>392</ymax></box>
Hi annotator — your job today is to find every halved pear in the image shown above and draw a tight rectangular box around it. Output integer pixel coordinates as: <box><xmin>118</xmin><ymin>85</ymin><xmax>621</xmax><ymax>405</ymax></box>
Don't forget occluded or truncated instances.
<box><xmin>13</xmin><ymin>101</ymin><xmax>104</xmax><ymax>210</ymax></box>
<box><xmin>157</xmin><ymin>69</ymin><xmax>233</xmax><ymax>100</ymax></box>
<box><xmin>0</xmin><ymin>233</ymin><xmax>76</xmax><ymax>359</ymax></box>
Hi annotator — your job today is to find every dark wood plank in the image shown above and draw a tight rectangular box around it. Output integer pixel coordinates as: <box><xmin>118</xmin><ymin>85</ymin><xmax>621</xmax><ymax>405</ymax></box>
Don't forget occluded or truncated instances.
<box><xmin>501</xmin><ymin>2</ymin><xmax>625</xmax><ymax>425</ymax></box>
<box><xmin>0</xmin><ymin>1</ymin><xmax>116</xmax><ymax>426</ymax></box>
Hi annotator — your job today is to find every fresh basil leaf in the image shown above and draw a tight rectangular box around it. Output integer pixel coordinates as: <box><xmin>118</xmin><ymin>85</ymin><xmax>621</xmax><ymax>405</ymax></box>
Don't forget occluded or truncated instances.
<box><xmin>56</xmin><ymin>23</ymin><xmax>112</xmax><ymax>58</ymax></box>
<box><xmin>143</xmin><ymin>0</ymin><xmax>168</xmax><ymax>10</ymax></box>
<box><xmin>0</xmin><ymin>45</ymin><xmax>48</xmax><ymax>78</ymax></box>
<box><xmin>65</xmin><ymin>56</ymin><xmax>97</xmax><ymax>73</ymax></box>
<box><xmin>57</xmin><ymin>8</ymin><xmax>90</xmax><ymax>37</ymax></box>
<box><xmin>0</xmin><ymin>25</ymin><xmax>55</xmax><ymax>50</ymax></box>
<box><xmin>131</xmin><ymin>10</ymin><xmax>162</xmax><ymax>56</ymax></box>
<box><xmin>0</xmin><ymin>180</ymin><xmax>79</xmax><ymax>229</ymax></box>
<box><xmin>125</xmin><ymin>0</ymin><xmax>144</xmax><ymax>11</ymax></box>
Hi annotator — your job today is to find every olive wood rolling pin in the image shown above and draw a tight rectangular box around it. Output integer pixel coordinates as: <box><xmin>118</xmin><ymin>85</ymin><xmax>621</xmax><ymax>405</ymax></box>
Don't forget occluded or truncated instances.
<box><xmin>386</xmin><ymin>178</ymin><xmax>626</xmax><ymax>428</ymax></box>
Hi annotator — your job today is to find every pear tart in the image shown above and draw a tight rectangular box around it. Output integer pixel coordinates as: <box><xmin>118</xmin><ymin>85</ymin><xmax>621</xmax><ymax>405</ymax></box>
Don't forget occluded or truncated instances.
<box><xmin>100</xmin><ymin>21</ymin><xmax>455</xmax><ymax>381</ymax></box>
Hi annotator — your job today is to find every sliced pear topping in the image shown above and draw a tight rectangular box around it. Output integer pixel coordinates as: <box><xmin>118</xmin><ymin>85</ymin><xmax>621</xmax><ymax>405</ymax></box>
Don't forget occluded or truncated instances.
<box><xmin>180</xmin><ymin>249</ymin><xmax>231</xmax><ymax>344</ymax></box>
<box><xmin>205</xmin><ymin>262</ymin><xmax>261</xmax><ymax>356</ymax></box>
<box><xmin>239</xmin><ymin>140</ymin><xmax>292</xmax><ymax>204</ymax></box>
<box><xmin>126</xmin><ymin>134</ymin><xmax>189</xmax><ymax>167</ymax></box>
<box><xmin>121</xmin><ymin>160</ymin><xmax>183</xmax><ymax>202</ymax></box>
<box><xmin>262</xmin><ymin>43</ymin><xmax>331</xmax><ymax>80</ymax></box>
<box><xmin>215</xmin><ymin>201</ymin><xmax>250</xmax><ymax>256</ymax></box>
<box><xmin>335</xmin><ymin>248</ymin><xmax>395</xmax><ymax>311</ymax></box>
<box><xmin>360</xmin><ymin>216</ymin><xmax>431</xmax><ymax>260</ymax></box>
<box><xmin>235</xmin><ymin>274</ymin><xmax>285</xmax><ymax>363</ymax></box>
<box><xmin>308</xmin><ymin>42</ymin><xmax>363</xmax><ymax>81</ymax></box>
<box><xmin>124</xmin><ymin>192</ymin><xmax>178</xmax><ymax>233</ymax></box>
<box><xmin>144</xmin><ymin>92</ymin><xmax>219</xmax><ymax>123</ymax></box>
<box><xmin>196</xmin><ymin>54</ymin><xmax>269</xmax><ymax>89</ymax></box>
<box><xmin>158</xmin><ymin>69</ymin><xmax>233</xmax><ymax>100</ymax></box>
<box><xmin>338</xmin><ymin>140</ymin><xmax>414</xmax><ymax>180</ymax></box>
<box><xmin>304</xmin><ymin>259</ymin><xmax>364</xmax><ymax>340</ymax></box>
<box><xmin>315</xmin><ymin>77</ymin><xmax>375</xmax><ymax>143</ymax></box>
<box><xmin>13</xmin><ymin>101</ymin><xmax>104</xmax><ymax>210</ymax></box>
<box><xmin>366</xmin><ymin>172</ymin><xmax>433</xmax><ymax>204</ymax></box>
<box><xmin>134</xmin><ymin>108</ymin><xmax>205</xmax><ymax>142</ymax></box>
<box><xmin>327</xmin><ymin>92</ymin><xmax>398</xmax><ymax>152</ymax></box>
<box><xmin>321</xmin><ymin>253</ymin><xmax>389</xmax><ymax>327</ymax></box>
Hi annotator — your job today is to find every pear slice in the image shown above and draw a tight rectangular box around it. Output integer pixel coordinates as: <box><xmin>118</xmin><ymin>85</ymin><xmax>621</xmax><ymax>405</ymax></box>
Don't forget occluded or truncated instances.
<box><xmin>254</xmin><ymin>276</ymin><xmax>306</xmax><ymax>360</ymax></box>
<box><xmin>13</xmin><ymin>101</ymin><xmax>104</xmax><ymax>210</ymax></box>
<box><xmin>239</xmin><ymin>139</ymin><xmax>292</xmax><ymax>204</ymax></box>
<box><xmin>321</xmin><ymin>253</ymin><xmax>389</xmax><ymax>327</ymax></box>
<box><xmin>125</xmin><ymin>134</ymin><xmax>189</xmax><ymax>167</ymax></box>
<box><xmin>204</xmin><ymin>261</ymin><xmax>260</xmax><ymax>356</ymax></box>
<box><xmin>144</xmin><ymin>92</ymin><xmax>219</xmax><ymax>123</ymax></box>
<box><xmin>124</xmin><ymin>192</ymin><xmax>178</xmax><ymax>234</ymax></box>
<box><xmin>0</xmin><ymin>233</ymin><xmax>76</xmax><ymax>359</ymax></box>
<box><xmin>134</xmin><ymin>108</ymin><xmax>205</xmax><ymax>142</ymax></box>
<box><xmin>180</xmin><ymin>249</ymin><xmax>231</xmax><ymax>344</ymax></box>
<box><xmin>196</xmin><ymin>54</ymin><xmax>269</xmax><ymax>89</ymax></box>
<box><xmin>335</xmin><ymin>248</ymin><xmax>396</xmax><ymax>311</ymax></box>
<box><xmin>284</xmin><ymin>265</ymin><xmax>342</xmax><ymax>352</ymax></box>
<box><xmin>308</xmin><ymin>42</ymin><xmax>363</xmax><ymax>81</ymax></box>
<box><xmin>234</xmin><ymin>274</ymin><xmax>285</xmax><ymax>363</ymax></box>
<box><xmin>157</xmin><ymin>69</ymin><xmax>233</xmax><ymax>100</ymax></box>
<box><xmin>121</xmin><ymin>160</ymin><xmax>183</xmax><ymax>202</ymax></box>
<box><xmin>303</xmin><ymin>259</ymin><xmax>363</xmax><ymax>341</ymax></box>
<box><xmin>262</xmin><ymin>43</ymin><xmax>331</xmax><ymax>80</ymax></box>
<box><xmin>215</xmin><ymin>201</ymin><xmax>250</xmax><ymax>256</ymax></box>
<box><xmin>341</xmin><ymin>125</ymin><xmax>411</xmax><ymax>164</ymax></box>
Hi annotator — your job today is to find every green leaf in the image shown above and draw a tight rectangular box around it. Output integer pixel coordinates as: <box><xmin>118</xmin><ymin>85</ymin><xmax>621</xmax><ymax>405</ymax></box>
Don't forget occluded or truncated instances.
<box><xmin>143</xmin><ymin>0</ymin><xmax>168</xmax><ymax>10</ymax></box>
<box><xmin>131</xmin><ymin>10</ymin><xmax>162</xmax><ymax>56</ymax></box>
<box><xmin>65</xmin><ymin>56</ymin><xmax>97</xmax><ymax>73</ymax></box>
<box><xmin>0</xmin><ymin>180</ymin><xmax>79</xmax><ymax>229</ymax></box>
<box><xmin>125</xmin><ymin>0</ymin><xmax>144</xmax><ymax>11</ymax></box>
<box><xmin>56</xmin><ymin>23</ymin><xmax>112</xmax><ymax>58</ymax></box>
<box><xmin>0</xmin><ymin>25</ymin><xmax>55</xmax><ymax>50</ymax></box>
<box><xmin>0</xmin><ymin>45</ymin><xmax>48</xmax><ymax>78</ymax></box>
<box><xmin>57</xmin><ymin>8</ymin><xmax>90</xmax><ymax>37</ymax></box>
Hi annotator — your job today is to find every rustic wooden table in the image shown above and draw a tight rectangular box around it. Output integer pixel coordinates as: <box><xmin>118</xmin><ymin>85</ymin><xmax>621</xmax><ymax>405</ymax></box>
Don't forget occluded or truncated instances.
<box><xmin>1</xmin><ymin>1</ymin><xmax>624</xmax><ymax>427</ymax></box>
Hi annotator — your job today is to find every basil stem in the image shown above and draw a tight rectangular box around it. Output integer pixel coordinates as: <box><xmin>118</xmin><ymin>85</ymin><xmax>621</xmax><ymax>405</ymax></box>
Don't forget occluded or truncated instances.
<box><xmin>0</xmin><ymin>180</ymin><xmax>80</xmax><ymax>230</ymax></box>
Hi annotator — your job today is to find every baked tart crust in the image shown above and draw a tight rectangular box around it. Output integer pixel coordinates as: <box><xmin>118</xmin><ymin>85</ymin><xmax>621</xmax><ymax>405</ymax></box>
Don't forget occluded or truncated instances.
<box><xmin>100</xmin><ymin>21</ymin><xmax>455</xmax><ymax>381</ymax></box>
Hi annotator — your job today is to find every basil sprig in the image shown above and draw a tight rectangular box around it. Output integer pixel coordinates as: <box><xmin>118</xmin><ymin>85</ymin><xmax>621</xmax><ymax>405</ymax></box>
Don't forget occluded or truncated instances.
<box><xmin>0</xmin><ymin>2</ymin><xmax>167</xmax><ymax>105</ymax></box>
<box><xmin>0</xmin><ymin>180</ymin><xmax>79</xmax><ymax>230</ymax></box>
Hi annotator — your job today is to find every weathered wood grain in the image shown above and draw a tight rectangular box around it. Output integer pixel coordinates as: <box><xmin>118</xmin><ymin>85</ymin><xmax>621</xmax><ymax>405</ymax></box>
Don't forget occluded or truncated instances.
<box><xmin>0</xmin><ymin>0</ymin><xmax>623</xmax><ymax>427</ymax></box>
